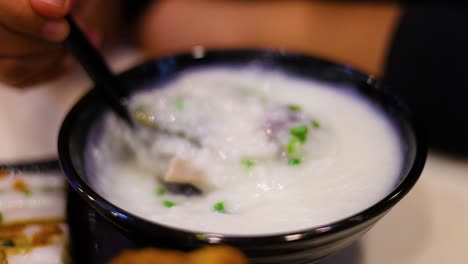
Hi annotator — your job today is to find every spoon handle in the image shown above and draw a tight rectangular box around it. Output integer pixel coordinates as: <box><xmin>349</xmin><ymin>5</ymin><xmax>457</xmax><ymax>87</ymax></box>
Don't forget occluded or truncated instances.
<box><xmin>65</xmin><ymin>15</ymin><xmax>133</xmax><ymax>125</ymax></box>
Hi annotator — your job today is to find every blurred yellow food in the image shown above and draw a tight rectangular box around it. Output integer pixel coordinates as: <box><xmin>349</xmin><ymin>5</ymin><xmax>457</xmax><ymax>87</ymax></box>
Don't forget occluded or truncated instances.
<box><xmin>186</xmin><ymin>247</ymin><xmax>247</xmax><ymax>264</ymax></box>
<box><xmin>108</xmin><ymin>246</ymin><xmax>248</xmax><ymax>264</ymax></box>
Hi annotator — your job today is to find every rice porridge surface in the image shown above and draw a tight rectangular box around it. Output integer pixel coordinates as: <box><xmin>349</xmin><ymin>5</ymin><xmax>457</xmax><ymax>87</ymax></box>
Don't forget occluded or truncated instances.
<box><xmin>86</xmin><ymin>67</ymin><xmax>402</xmax><ymax>235</ymax></box>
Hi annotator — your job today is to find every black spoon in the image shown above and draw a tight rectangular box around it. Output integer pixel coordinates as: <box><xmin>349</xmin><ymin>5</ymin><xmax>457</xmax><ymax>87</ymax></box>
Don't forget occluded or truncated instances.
<box><xmin>64</xmin><ymin>15</ymin><xmax>200</xmax><ymax>196</ymax></box>
<box><xmin>64</xmin><ymin>15</ymin><xmax>133</xmax><ymax>126</ymax></box>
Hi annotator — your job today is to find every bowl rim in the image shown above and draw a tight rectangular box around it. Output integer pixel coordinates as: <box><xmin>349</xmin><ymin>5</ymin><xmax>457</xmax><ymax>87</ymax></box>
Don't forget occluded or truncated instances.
<box><xmin>58</xmin><ymin>48</ymin><xmax>427</xmax><ymax>245</ymax></box>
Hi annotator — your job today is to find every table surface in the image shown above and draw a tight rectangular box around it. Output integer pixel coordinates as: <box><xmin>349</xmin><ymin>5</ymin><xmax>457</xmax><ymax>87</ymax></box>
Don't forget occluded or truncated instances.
<box><xmin>0</xmin><ymin>48</ymin><xmax>466</xmax><ymax>264</ymax></box>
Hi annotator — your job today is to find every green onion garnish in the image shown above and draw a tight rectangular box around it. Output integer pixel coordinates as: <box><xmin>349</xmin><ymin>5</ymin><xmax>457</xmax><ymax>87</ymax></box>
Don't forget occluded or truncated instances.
<box><xmin>241</xmin><ymin>159</ymin><xmax>255</xmax><ymax>169</ymax></box>
<box><xmin>288</xmin><ymin>104</ymin><xmax>302</xmax><ymax>112</ymax></box>
<box><xmin>24</xmin><ymin>189</ymin><xmax>32</xmax><ymax>197</ymax></box>
<box><xmin>163</xmin><ymin>200</ymin><xmax>176</xmax><ymax>208</ymax></box>
<box><xmin>239</xmin><ymin>87</ymin><xmax>267</xmax><ymax>101</ymax></box>
<box><xmin>290</xmin><ymin>125</ymin><xmax>309</xmax><ymax>143</ymax></box>
<box><xmin>173</xmin><ymin>98</ymin><xmax>184</xmax><ymax>110</ymax></box>
<box><xmin>311</xmin><ymin>119</ymin><xmax>320</xmax><ymax>129</ymax></box>
<box><xmin>286</xmin><ymin>138</ymin><xmax>299</xmax><ymax>154</ymax></box>
<box><xmin>41</xmin><ymin>186</ymin><xmax>54</xmax><ymax>193</ymax></box>
<box><xmin>155</xmin><ymin>187</ymin><xmax>167</xmax><ymax>196</ymax></box>
<box><xmin>2</xmin><ymin>240</ymin><xmax>14</xmax><ymax>247</ymax></box>
<box><xmin>213</xmin><ymin>202</ymin><xmax>226</xmax><ymax>213</ymax></box>
<box><xmin>288</xmin><ymin>158</ymin><xmax>301</xmax><ymax>166</ymax></box>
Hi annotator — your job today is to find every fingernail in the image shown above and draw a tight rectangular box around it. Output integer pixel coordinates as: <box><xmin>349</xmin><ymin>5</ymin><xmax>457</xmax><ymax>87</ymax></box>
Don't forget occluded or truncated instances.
<box><xmin>43</xmin><ymin>21</ymin><xmax>69</xmax><ymax>42</ymax></box>
<box><xmin>39</xmin><ymin>0</ymin><xmax>67</xmax><ymax>8</ymax></box>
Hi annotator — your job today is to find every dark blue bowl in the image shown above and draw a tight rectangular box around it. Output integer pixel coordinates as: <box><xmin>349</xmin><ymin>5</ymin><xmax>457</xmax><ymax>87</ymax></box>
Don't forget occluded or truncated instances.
<box><xmin>58</xmin><ymin>49</ymin><xmax>426</xmax><ymax>264</ymax></box>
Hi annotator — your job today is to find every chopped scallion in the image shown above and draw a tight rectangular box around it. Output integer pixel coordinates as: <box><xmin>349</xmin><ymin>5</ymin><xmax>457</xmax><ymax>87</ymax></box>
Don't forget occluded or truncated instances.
<box><xmin>311</xmin><ymin>119</ymin><xmax>320</xmax><ymax>129</ymax></box>
<box><xmin>24</xmin><ymin>189</ymin><xmax>32</xmax><ymax>197</ymax></box>
<box><xmin>173</xmin><ymin>99</ymin><xmax>184</xmax><ymax>110</ymax></box>
<box><xmin>213</xmin><ymin>202</ymin><xmax>226</xmax><ymax>213</ymax></box>
<box><xmin>163</xmin><ymin>200</ymin><xmax>176</xmax><ymax>208</ymax></box>
<box><xmin>239</xmin><ymin>87</ymin><xmax>267</xmax><ymax>101</ymax></box>
<box><xmin>41</xmin><ymin>186</ymin><xmax>54</xmax><ymax>193</ymax></box>
<box><xmin>290</xmin><ymin>125</ymin><xmax>309</xmax><ymax>143</ymax></box>
<box><xmin>288</xmin><ymin>158</ymin><xmax>301</xmax><ymax>166</ymax></box>
<box><xmin>241</xmin><ymin>159</ymin><xmax>255</xmax><ymax>169</ymax></box>
<box><xmin>155</xmin><ymin>187</ymin><xmax>167</xmax><ymax>196</ymax></box>
<box><xmin>286</xmin><ymin>138</ymin><xmax>299</xmax><ymax>154</ymax></box>
<box><xmin>288</xmin><ymin>104</ymin><xmax>302</xmax><ymax>112</ymax></box>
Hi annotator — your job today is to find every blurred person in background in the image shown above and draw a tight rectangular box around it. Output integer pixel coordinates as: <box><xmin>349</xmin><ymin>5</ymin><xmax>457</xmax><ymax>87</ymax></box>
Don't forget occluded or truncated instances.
<box><xmin>0</xmin><ymin>0</ymin><xmax>467</xmax><ymax>155</ymax></box>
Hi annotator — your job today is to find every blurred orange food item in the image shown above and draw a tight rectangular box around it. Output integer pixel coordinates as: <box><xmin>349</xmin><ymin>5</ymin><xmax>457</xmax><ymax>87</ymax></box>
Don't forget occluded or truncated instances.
<box><xmin>108</xmin><ymin>246</ymin><xmax>248</xmax><ymax>264</ymax></box>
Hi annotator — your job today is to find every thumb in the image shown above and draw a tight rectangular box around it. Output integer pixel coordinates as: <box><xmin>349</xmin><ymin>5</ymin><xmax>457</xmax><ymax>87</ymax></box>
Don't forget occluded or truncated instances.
<box><xmin>30</xmin><ymin>0</ymin><xmax>73</xmax><ymax>19</ymax></box>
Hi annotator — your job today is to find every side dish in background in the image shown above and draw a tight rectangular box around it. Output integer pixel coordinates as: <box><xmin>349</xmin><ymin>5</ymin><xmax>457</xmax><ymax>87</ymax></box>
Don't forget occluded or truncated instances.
<box><xmin>0</xmin><ymin>169</ymin><xmax>68</xmax><ymax>264</ymax></box>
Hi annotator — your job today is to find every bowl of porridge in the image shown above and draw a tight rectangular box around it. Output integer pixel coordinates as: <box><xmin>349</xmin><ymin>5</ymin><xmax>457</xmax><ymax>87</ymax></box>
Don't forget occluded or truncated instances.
<box><xmin>58</xmin><ymin>49</ymin><xmax>426</xmax><ymax>263</ymax></box>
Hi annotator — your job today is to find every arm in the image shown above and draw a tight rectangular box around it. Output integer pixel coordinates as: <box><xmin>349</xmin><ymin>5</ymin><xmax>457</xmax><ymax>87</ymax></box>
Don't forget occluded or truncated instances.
<box><xmin>137</xmin><ymin>1</ymin><xmax>401</xmax><ymax>77</ymax></box>
<box><xmin>384</xmin><ymin>5</ymin><xmax>468</xmax><ymax>155</ymax></box>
